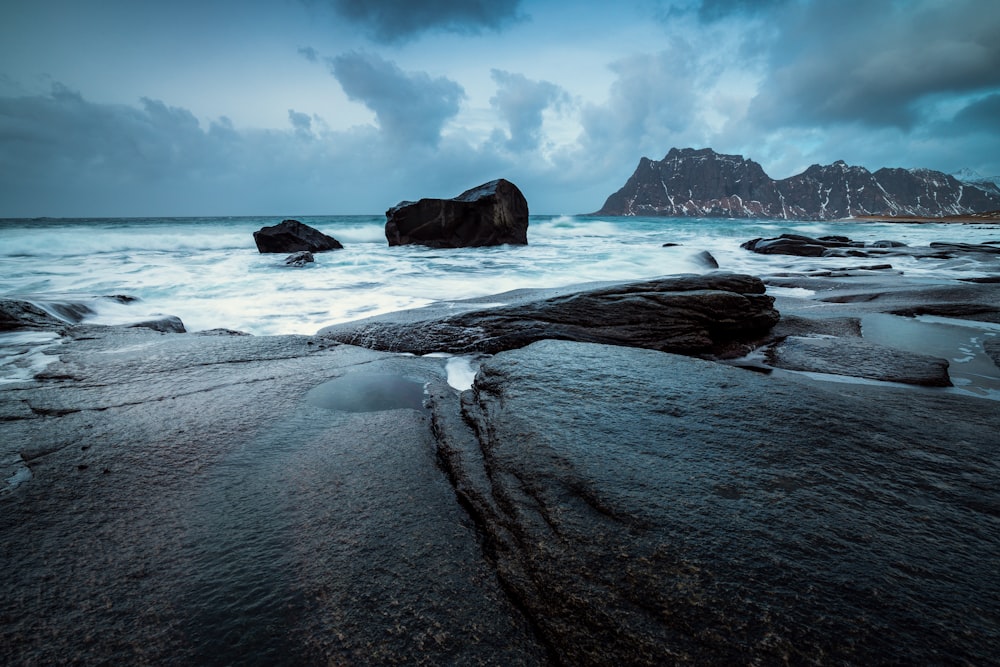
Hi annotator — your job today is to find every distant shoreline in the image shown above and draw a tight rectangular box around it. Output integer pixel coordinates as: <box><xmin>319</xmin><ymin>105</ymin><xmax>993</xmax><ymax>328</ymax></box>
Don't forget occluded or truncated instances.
<box><xmin>846</xmin><ymin>211</ymin><xmax>1000</xmax><ymax>224</ymax></box>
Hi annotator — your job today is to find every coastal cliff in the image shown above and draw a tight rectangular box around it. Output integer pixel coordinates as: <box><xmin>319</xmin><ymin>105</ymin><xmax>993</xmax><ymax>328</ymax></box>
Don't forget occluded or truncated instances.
<box><xmin>595</xmin><ymin>147</ymin><xmax>1000</xmax><ymax>219</ymax></box>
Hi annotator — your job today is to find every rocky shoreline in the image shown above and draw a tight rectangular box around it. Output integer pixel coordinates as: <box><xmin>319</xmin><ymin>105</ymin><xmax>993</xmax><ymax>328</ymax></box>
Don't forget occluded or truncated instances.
<box><xmin>2</xmin><ymin>266</ymin><xmax>1000</xmax><ymax>664</ymax></box>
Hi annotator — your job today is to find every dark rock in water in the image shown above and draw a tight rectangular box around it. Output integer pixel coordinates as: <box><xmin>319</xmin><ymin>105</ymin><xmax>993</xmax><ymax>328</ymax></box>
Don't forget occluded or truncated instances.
<box><xmin>743</xmin><ymin>234</ymin><xmax>1000</xmax><ymax>261</ymax></box>
<box><xmin>661</xmin><ymin>242</ymin><xmax>682</xmax><ymax>247</ymax></box>
<box><xmin>765</xmin><ymin>335</ymin><xmax>951</xmax><ymax>386</ymax></box>
<box><xmin>253</xmin><ymin>220</ymin><xmax>343</xmax><ymax>254</ymax></box>
<box><xmin>429</xmin><ymin>339</ymin><xmax>1000</xmax><ymax>664</ymax></box>
<box><xmin>385</xmin><ymin>178</ymin><xmax>528</xmax><ymax>248</ymax></box>
<box><xmin>320</xmin><ymin>273</ymin><xmax>779</xmax><ymax>356</ymax></box>
<box><xmin>127</xmin><ymin>316</ymin><xmax>186</xmax><ymax>334</ymax></box>
<box><xmin>742</xmin><ymin>234</ymin><xmax>863</xmax><ymax>257</ymax></box>
<box><xmin>693</xmin><ymin>249</ymin><xmax>719</xmax><ymax>268</ymax></box>
<box><xmin>0</xmin><ymin>299</ymin><xmax>68</xmax><ymax>330</ymax></box>
<box><xmin>284</xmin><ymin>251</ymin><xmax>314</xmax><ymax>267</ymax></box>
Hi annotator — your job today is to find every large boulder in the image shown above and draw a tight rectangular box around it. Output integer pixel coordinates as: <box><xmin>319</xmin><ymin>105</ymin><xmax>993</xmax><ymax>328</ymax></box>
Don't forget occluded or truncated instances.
<box><xmin>385</xmin><ymin>179</ymin><xmax>529</xmax><ymax>248</ymax></box>
<box><xmin>253</xmin><ymin>220</ymin><xmax>343</xmax><ymax>254</ymax></box>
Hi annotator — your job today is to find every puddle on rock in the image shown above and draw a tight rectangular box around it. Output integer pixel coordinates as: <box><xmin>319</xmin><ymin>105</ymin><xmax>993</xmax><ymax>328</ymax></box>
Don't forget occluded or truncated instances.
<box><xmin>861</xmin><ymin>313</ymin><xmax>1000</xmax><ymax>399</ymax></box>
<box><xmin>305</xmin><ymin>374</ymin><xmax>427</xmax><ymax>412</ymax></box>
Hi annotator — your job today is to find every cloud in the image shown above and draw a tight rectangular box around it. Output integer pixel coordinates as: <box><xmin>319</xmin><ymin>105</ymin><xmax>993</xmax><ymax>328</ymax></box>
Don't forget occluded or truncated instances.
<box><xmin>489</xmin><ymin>70</ymin><xmax>567</xmax><ymax>152</ymax></box>
<box><xmin>327</xmin><ymin>51</ymin><xmax>464</xmax><ymax>146</ymax></box>
<box><xmin>311</xmin><ymin>0</ymin><xmax>523</xmax><ymax>43</ymax></box>
<box><xmin>575</xmin><ymin>42</ymin><xmax>708</xmax><ymax>170</ymax></box>
<box><xmin>297</xmin><ymin>46</ymin><xmax>319</xmax><ymax>63</ymax></box>
<box><xmin>693</xmin><ymin>0</ymin><xmax>789</xmax><ymax>21</ymax></box>
<box><xmin>747</xmin><ymin>0</ymin><xmax>1000</xmax><ymax>130</ymax></box>
<box><xmin>288</xmin><ymin>109</ymin><xmax>313</xmax><ymax>137</ymax></box>
<box><xmin>0</xmin><ymin>83</ymin><xmax>563</xmax><ymax>216</ymax></box>
<box><xmin>953</xmin><ymin>93</ymin><xmax>1000</xmax><ymax>133</ymax></box>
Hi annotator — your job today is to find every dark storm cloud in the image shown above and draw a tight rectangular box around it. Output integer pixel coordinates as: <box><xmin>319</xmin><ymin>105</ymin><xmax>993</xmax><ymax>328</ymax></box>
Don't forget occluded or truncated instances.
<box><xmin>327</xmin><ymin>51</ymin><xmax>464</xmax><ymax>146</ymax></box>
<box><xmin>0</xmin><ymin>84</ymin><xmax>206</xmax><ymax>181</ymax></box>
<box><xmin>953</xmin><ymin>94</ymin><xmax>1000</xmax><ymax>133</ymax></box>
<box><xmin>0</xmin><ymin>82</ymin><xmax>542</xmax><ymax>216</ymax></box>
<box><xmin>311</xmin><ymin>0</ymin><xmax>523</xmax><ymax>43</ymax></box>
<box><xmin>748</xmin><ymin>0</ymin><xmax>1000</xmax><ymax>130</ymax></box>
<box><xmin>489</xmin><ymin>70</ymin><xmax>567</xmax><ymax>152</ymax></box>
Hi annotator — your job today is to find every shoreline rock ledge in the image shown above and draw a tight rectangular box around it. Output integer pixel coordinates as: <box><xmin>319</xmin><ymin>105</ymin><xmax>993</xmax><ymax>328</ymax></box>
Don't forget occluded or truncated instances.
<box><xmin>320</xmin><ymin>273</ymin><xmax>778</xmax><ymax>356</ymax></box>
<box><xmin>385</xmin><ymin>178</ymin><xmax>529</xmax><ymax>248</ymax></box>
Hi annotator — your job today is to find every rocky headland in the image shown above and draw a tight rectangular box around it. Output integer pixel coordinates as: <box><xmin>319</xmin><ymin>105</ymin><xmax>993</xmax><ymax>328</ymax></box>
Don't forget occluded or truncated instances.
<box><xmin>2</xmin><ymin>250</ymin><xmax>999</xmax><ymax>664</ymax></box>
<box><xmin>595</xmin><ymin>147</ymin><xmax>1000</xmax><ymax>219</ymax></box>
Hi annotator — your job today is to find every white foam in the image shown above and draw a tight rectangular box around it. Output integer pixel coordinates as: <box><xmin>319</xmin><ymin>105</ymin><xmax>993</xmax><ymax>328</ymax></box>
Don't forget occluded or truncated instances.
<box><xmin>767</xmin><ymin>286</ymin><xmax>816</xmax><ymax>298</ymax></box>
<box><xmin>445</xmin><ymin>356</ymin><xmax>479</xmax><ymax>391</ymax></box>
<box><xmin>0</xmin><ymin>331</ymin><xmax>61</xmax><ymax>384</ymax></box>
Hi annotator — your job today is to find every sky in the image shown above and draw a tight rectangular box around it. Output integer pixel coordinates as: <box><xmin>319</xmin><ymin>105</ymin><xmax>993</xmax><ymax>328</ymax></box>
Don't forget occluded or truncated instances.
<box><xmin>1</xmin><ymin>0</ymin><xmax>999</xmax><ymax>217</ymax></box>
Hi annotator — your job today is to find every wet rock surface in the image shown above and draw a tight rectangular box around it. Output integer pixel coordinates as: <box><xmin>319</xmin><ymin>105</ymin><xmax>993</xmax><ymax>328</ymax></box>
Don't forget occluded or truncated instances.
<box><xmin>3</xmin><ymin>272</ymin><xmax>1000</xmax><ymax>665</ymax></box>
<box><xmin>319</xmin><ymin>273</ymin><xmax>779</xmax><ymax>356</ymax></box>
<box><xmin>385</xmin><ymin>178</ymin><xmax>529</xmax><ymax>248</ymax></box>
<box><xmin>765</xmin><ymin>335</ymin><xmax>952</xmax><ymax>386</ymax></box>
<box><xmin>431</xmin><ymin>340</ymin><xmax>1000</xmax><ymax>665</ymax></box>
<box><xmin>0</xmin><ymin>326</ymin><xmax>544</xmax><ymax>665</ymax></box>
<box><xmin>253</xmin><ymin>219</ymin><xmax>343</xmax><ymax>254</ymax></box>
<box><xmin>0</xmin><ymin>299</ymin><xmax>67</xmax><ymax>330</ymax></box>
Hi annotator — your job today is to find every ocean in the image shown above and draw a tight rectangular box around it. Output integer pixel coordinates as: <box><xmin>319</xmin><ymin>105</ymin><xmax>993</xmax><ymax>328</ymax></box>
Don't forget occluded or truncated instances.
<box><xmin>2</xmin><ymin>214</ymin><xmax>999</xmax><ymax>385</ymax></box>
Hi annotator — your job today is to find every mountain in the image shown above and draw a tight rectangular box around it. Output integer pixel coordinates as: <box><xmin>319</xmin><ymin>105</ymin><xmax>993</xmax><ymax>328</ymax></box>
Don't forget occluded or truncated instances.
<box><xmin>952</xmin><ymin>168</ymin><xmax>1000</xmax><ymax>196</ymax></box>
<box><xmin>594</xmin><ymin>147</ymin><xmax>1000</xmax><ymax>219</ymax></box>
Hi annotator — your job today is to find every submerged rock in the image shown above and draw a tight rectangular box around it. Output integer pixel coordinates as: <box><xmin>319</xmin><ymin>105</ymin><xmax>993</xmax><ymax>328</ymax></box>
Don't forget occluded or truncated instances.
<box><xmin>253</xmin><ymin>220</ymin><xmax>343</xmax><ymax>254</ymax></box>
<box><xmin>320</xmin><ymin>273</ymin><xmax>779</xmax><ymax>356</ymax></box>
<box><xmin>385</xmin><ymin>178</ymin><xmax>529</xmax><ymax>248</ymax></box>
<box><xmin>284</xmin><ymin>251</ymin><xmax>314</xmax><ymax>267</ymax></box>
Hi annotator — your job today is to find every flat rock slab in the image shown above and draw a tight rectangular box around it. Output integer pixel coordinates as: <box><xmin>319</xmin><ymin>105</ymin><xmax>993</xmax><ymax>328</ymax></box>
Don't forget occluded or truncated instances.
<box><xmin>430</xmin><ymin>339</ymin><xmax>1000</xmax><ymax>665</ymax></box>
<box><xmin>320</xmin><ymin>273</ymin><xmax>779</xmax><ymax>356</ymax></box>
<box><xmin>0</xmin><ymin>326</ymin><xmax>543</xmax><ymax>665</ymax></box>
<box><xmin>765</xmin><ymin>334</ymin><xmax>952</xmax><ymax>386</ymax></box>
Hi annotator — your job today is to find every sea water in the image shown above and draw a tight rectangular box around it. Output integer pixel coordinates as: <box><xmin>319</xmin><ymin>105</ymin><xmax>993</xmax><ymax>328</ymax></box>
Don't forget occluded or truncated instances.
<box><xmin>2</xmin><ymin>215</ymin><xmax>999</xmax><ymax>383</ymax></box>
<box><xmin>3</xmin><ymin>215</ymin><xmax>998</xmax><ymax>336</ymax></box>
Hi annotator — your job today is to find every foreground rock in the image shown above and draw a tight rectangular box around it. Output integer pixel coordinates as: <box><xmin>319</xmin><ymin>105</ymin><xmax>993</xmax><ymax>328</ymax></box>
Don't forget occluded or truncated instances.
<box><xmin>320</xmin><ymin>273</ymin><xmax>778</xmax><ymax>356</ymax></box>
<box><xmin>1</xmin><ymin>326</ymin><xmax>544</xmax><ymax>665</ymax></box>
<box><xmin>2</xmin><ymin>298</ymin><xmax>999</xmax><ymax>664</ymax></box>
<box><xmin>429</xmin><ymin>339</ymin><xmax>1000</xmax><ymax>664</ymax></box>
<box><xmin>253</xmin><ymin>219</ymin><xmax>343</xmax><ymax>253</ymax></box>
<box><xmin>385</xmin><ymin>178</ymin><xmax>529</xmax><ymax>248</ymax></box>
